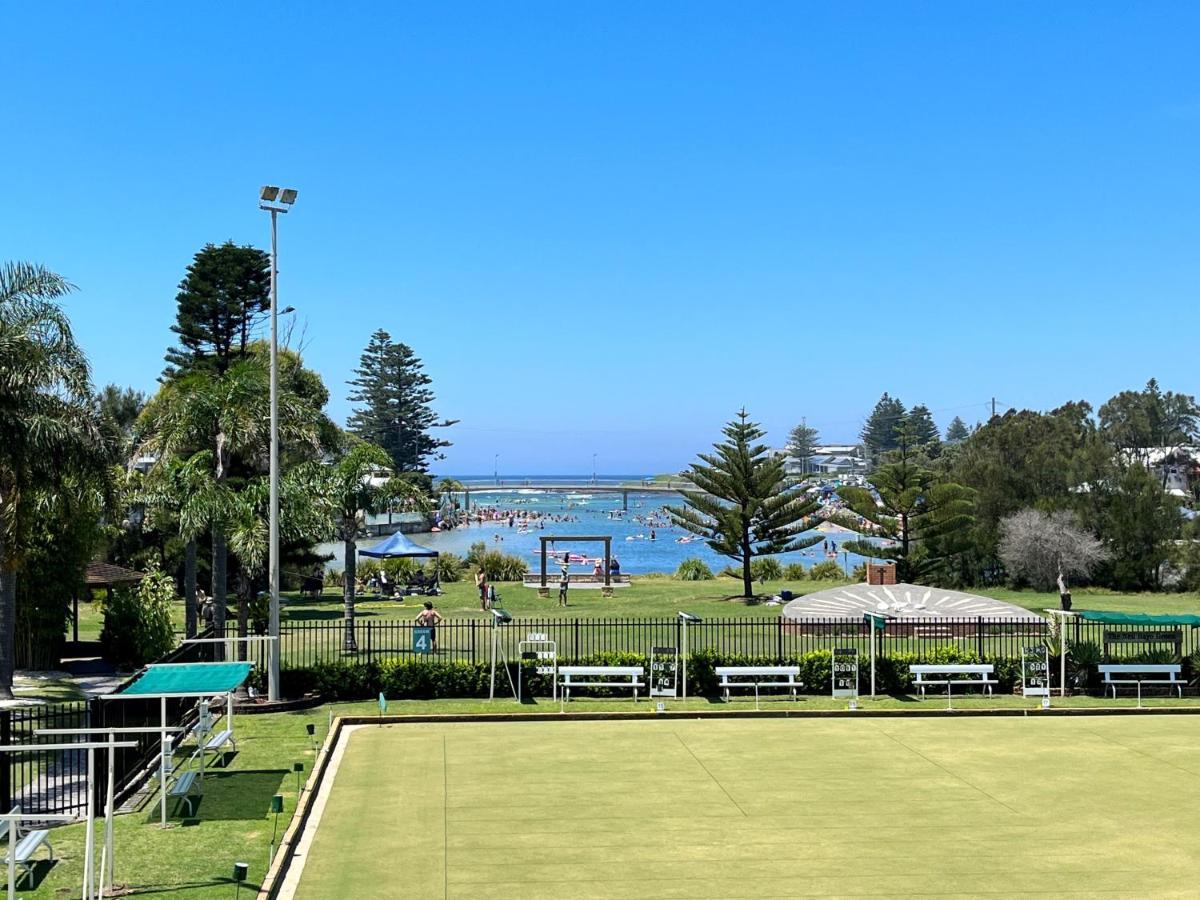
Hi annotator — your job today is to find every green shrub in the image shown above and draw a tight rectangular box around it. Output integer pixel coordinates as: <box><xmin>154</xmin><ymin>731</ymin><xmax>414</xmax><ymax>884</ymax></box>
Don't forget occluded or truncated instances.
<box><xmin>466</xmin><ymin>541</ymin><xmax>487</xmax><ymax>567</ymax></box>
<box><xmin>477</xmin><ymin>550</ymin><xmax>528</xmax><ymax>581</ymax></box>
<box><xmin>750</xmin><ymin>557</ymin><xmax>783</xmax><ymax>581</ymax></box>
<box><xmin>430</xmin><ymin>552</ymin><xmax>463</xmax><ymax>583</ymax></box>
<box><xmin>782</xmin><ymin>563</ymin><xmax>807</xmax><ymax>580</ymax></box>
<box><xmin>101</xmin><ymin>566</ymin><xmax>177</xmax><ymax>668</ymax></box>
<box><xmin>850</xmin><ymin>563</ymin><xmax>867</xmax><ymax>582</ymax></box>
<box><xmin>675</xmin><ymin>558</ymin><xmax>714</xmax><ymax>581</ymax></box>
<box><xmin>809</xmin><ymin>560</ymin><xmax>847</xmax><ymax>581</ymax></box>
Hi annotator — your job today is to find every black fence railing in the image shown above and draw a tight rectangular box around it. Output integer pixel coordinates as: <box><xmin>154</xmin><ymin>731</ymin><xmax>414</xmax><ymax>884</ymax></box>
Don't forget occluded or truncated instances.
<box><xmin>0</xmin><ymin>701</ymin><xmax>92</xmax><ymax>816</ymax></box>
<box><xmin>213</xmin><ymin>616</ymin><xmax>1101</xmax><ymax>672</ymax></box>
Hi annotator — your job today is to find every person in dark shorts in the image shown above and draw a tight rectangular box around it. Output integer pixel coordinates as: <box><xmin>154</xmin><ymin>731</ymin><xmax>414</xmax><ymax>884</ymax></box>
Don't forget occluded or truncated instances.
<box><xmin>415</xmin><ymin>601</ymin><xmax>443</xmax><ymax>651</ymax></box>
<box><xmin>558</xmin><ymin>552</ymin><xmax>570</xmax><ymax>607</ymax></box>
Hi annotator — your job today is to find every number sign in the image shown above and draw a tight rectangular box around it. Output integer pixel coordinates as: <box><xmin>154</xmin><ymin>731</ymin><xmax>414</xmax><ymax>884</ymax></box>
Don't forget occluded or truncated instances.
<box><xmin>649</xmin><ymin>645</ymin><xmax>678</xmax><ymax>697</ymax></box>
<box><xmin>832</xmin><ymin>648</ymin><xmax>859</xmax><ymax>698</ymax></box>
<box><xmin>413</xmin><ymin>626</ymin><xmax>434</xmax><ymax>655</ymax></box>
<box><xmin>1022</xmin><ymin>644</ymin><xmax>1049</xmax><ymax>697</ymax></box>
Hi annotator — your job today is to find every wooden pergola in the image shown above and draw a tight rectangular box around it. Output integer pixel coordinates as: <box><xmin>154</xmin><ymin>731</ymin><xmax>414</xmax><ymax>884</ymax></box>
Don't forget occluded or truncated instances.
<box><xmin>75</xmin><ymin>561</ymin><xmax>145</xmax><ymax>643</ymax></box>
<box><xmin>538</xmin><ymin>535</ymin><xmax>613</xmax><ymax>591</ymax></box>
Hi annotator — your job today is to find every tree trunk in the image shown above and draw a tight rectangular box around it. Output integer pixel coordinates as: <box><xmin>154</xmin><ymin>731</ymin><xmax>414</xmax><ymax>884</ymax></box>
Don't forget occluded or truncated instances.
<box><xmin>212</xmin><ymin>529</ymin><xmax>228</xmax><ymax>657</ymax></box>
<box><xmin>184</xmin><ymin>538</ymin><xmax>197</xmax><ymax>638</ymax></box>
<box><xmin>0</xmin><ymin>535</ymin><xmax>14</xmax><ymax>700</ymax></box>
<box><xmin>343</xmin><ymin>537</ymin><xmax>358</xmax><ymax>651</ymax></box>
<box><xmin>236</xmin><ymin>570</ymin><xmax>250</xmax><ymax>662</ymax></box>
<box><xmin>741</xmin><ymin>528</ymin><xmax>753</xmax><ymax>599</ymax></box>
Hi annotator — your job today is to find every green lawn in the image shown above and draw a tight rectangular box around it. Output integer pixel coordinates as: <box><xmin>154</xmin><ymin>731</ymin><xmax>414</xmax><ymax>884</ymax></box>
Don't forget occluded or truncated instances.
<box><xmin>13</xmin><ymin>694</ymin><xmax>1200</xmax><ymax>898</ymax></box>
<box><xmin>72</xmin><ymin>579</ymin><xmax>1200</xmax><ymax>642</ymax></box>
<box><xmin>295</xmin><ymin>714</ymin><xmax>1200</xmax><ymax>899</ymax></box>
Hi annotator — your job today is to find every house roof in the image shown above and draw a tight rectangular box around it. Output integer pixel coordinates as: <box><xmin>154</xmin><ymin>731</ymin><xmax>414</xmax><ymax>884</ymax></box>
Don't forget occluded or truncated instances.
<box><xmin>85</xmin><ymin>561</ymin><xmax>145</xmax><ymax>587</ymax></box>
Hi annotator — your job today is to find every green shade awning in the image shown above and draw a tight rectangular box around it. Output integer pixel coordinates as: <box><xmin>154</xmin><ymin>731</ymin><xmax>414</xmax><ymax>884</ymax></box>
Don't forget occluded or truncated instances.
<box><xmin>119</xmin><ymin>662</ymin><xmax>253</xmax><ymax>696</ymax></box>
<box><xmin>1077</xmin><ymin>611</ymin><xmax>1200</xmax><ymax>627</ymax></box>
<box><xmin>863</xmin><ymin>613</ymin><xmax>889</xmax><ymax>631</ymax></box>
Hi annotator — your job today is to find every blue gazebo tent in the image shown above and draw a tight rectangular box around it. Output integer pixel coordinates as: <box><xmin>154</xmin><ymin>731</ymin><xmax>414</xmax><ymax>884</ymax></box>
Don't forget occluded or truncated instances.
<box><xmin>359</xmin><ymin>531</ymin><xmax>440</xmax><ymax>593</ymax></box>
<box><xmin>359</xmin><ymin>531</ymin><xmax>438</xmax><ymax>558</ymax></box>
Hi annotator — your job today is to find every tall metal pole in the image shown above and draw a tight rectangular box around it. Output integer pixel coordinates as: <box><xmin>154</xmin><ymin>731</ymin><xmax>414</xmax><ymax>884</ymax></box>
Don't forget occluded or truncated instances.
<box><xmin>268</xmin><ymin>208</ymin><xmax>281</xmax><ymax>702</ymax></box>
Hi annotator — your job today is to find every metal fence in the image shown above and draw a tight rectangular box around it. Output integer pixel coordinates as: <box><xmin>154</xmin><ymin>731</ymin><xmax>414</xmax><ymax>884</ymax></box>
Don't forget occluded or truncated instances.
<box><xmin>206</xmin><ymin>616</ymin><xmax>1107</xmax><ymax>671</ymax></box>
<box><xmin>0</xmin><ymin>701</ymin><xmax>92</xmax><ymax>816</ymax></box>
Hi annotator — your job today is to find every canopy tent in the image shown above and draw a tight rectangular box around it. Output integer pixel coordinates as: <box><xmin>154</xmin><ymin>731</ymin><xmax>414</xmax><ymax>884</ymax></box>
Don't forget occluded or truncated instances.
<box><xmin>359</xmin><ymin>532</ymin><xmax>441</xmax><ymax>600</ymax></box>
<box><xmin>1076</xmin><ymin>611</ymin><xmax>1200</xmax><ymax>626</ymax></box>
<box><xmin>359</xmin><ymin>532</ymin><xmax>439</xmax><ymax>558</ymax></box>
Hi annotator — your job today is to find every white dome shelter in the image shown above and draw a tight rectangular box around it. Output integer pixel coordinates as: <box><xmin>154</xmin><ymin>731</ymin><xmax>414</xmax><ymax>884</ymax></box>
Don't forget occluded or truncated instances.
<box><xmin>782</xmin><ymin>582</ymin><xmax>1043</xmax><ymax>623</ymax></box>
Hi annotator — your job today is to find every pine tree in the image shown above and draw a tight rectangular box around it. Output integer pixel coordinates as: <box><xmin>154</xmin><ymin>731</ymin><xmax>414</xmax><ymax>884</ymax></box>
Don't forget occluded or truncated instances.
<box><xmin>787</xmin><ymin>420</ymin><xmax>821</xmax><ymax>474</ymax></box>
<box><xmin>666</xmin><ymin>410</ymin><xmax>821</xmax><ymax>598</ymax></box>
<box><xmin>860</xmin><ymin>393</ymin><xmax>906</xmax><ymax>462</ymax></box>
<box><xmin>163</xmin><ymin>242</ymin><xmax>271</xmax><ymax>378</ymax></box>
<box><xmin>346</xmin><ymin>329</ymin><xmax>456</xmax><ymax>475</ymax></box>
<box><xmin>945</xmin><ymin>416</ymin><xmax>970</xmax><ymax>443</ymax></box>
<box><xmin>906</xmin><ymin>404</ymin><xmax>940</xmax><ymax>447</ymax></box>
<box><xmin>839</xmin><ymin>441</ymin><xmax>974</xmax><ymax>583</ymax></box>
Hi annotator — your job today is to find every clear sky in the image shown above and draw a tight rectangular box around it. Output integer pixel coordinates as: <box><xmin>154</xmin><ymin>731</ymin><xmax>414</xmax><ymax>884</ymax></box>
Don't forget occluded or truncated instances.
<box><xmin>4</xmin><ymin>3</ymin><xmax>1199</xmax><ymax>475</ymax></box>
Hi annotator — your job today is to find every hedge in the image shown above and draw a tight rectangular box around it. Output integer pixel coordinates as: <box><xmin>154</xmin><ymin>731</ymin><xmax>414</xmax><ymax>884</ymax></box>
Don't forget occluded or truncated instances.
<box><xmin>281</xmin><ymin>646</ymin><xmax>1025</xmax><ymax>702</ymax></box>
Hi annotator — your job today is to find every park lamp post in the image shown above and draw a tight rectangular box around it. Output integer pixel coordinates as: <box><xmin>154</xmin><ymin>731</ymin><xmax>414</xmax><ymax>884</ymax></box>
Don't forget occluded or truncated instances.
<box><xmin>260</xmin><ymin>185</ymin><xmax>298</xmax><ymax>703</ymax></box>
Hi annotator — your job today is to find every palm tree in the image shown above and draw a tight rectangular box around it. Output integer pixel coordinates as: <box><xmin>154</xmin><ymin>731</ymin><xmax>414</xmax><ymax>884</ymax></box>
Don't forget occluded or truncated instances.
<box><xmin>320</xmin><ymin>440</ymin><xmax>425</xmax><ymax>651</ymax></box>
<box><xmin>138</xmin><ymin>357</ymin><xmax>320</xmax><ymax>637</ymax></box>
<box><xmin>0</xmin><ymin>263</ymin><xmax>107</xmax><ymax>697</ymax></box>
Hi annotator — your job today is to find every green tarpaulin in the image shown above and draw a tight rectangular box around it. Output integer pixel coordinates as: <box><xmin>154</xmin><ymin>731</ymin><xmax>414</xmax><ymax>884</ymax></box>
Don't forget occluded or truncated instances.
<box><xmin>119</xmin><ymin>662</ymin><xmax>253</xmax><ymax>696</ymax></box>
<box><xmin>1077</xmin><ymin>611</ymin><xmax>1200</xmax><ymax>627</ymax></box>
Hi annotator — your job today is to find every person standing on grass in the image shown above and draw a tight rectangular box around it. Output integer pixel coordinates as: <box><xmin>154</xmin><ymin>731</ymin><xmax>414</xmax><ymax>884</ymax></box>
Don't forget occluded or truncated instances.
<box><xmin>475</xmin><ymin>566</ymin><xmax>489</xmax><ymax>610</ymax></box>
<box><xmin>415</xmin><ymin>600</ymin><xmax>443</xmax><ymax>652</ymax></box>
<box><xmin>558</xmin><ymin>552</ymin><xmax>570</xmax><ymax>607</ymax></box>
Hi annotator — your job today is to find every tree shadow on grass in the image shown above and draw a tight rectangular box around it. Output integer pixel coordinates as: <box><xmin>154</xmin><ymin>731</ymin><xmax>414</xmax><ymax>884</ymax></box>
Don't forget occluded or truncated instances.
<box><xmin>146</xmin><ymin>769</ymin><xmax>288</xmax><ymax>825</ymax></box>
<box><xmin>131</xmin><ymin>878</ymin><xmax>262</xmax><ymax>896</ymax></box>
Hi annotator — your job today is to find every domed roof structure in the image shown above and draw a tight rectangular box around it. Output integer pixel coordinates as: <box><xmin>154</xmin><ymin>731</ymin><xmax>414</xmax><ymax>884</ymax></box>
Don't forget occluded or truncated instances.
<box><xmin>782</xmin><ymin>582</ymin><xmax>1043</xmax><ymax>622</ymax></box>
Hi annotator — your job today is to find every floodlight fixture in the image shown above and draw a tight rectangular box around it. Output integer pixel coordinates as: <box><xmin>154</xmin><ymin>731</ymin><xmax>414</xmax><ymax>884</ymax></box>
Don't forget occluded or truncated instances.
<box><xmin>281</xmin><ymin>305</ymin><xmax>295</xmax><ymax>315</ymax></box>
<box><xmin>279</xmin><ymin>188</ymin><xmax>298</xmax><ymax>204</ymax></box>
<box><xmin>677</xmin><ymin>611</ymin><xmax>702</xmax><ymax>623</ymax></box>
<box><xmin>491</xmin><ymin>608</ymin><xmax>512</xmax><ymax>625</ymax></box>
<box><xmin>260</xmin><ymin>186</ymin><xmax>280</xmax><ymax>202</ymax></box>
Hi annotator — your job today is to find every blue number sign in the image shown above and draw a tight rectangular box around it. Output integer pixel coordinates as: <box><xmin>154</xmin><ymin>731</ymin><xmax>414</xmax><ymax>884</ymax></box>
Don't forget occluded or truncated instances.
<box><xmin>413</xmin><ymin>626</ymin><xmax>433</xmax><ymax>654</ymax></box>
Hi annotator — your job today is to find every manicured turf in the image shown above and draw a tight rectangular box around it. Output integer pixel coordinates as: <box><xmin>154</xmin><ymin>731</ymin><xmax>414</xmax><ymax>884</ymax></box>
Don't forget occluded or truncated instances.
<box><xmin>294</xmin><ymin>715</ymin><xmax>1200</xmax><ymax>899</ymax></box>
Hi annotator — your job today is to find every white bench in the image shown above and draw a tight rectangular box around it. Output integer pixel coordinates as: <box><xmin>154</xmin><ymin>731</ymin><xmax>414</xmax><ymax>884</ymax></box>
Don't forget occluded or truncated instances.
<box><xmin>0</xmin><ymin>806</ymin><xmax>51</xmax><ymax>885</ymax></box>
<box><xmin>558</xmin><ymin>666</ymin><xmax>645</xmax><ymax>701</ymax></box>
<box><xmin>910</xmin><ymin>664</ymin><xmax>996</xmax><ymax>697</ymax></box>
<box><xmin>1099</xmin><ymin>663</ymin><xmax>1183</xmax><ymax>699</ymax></box>
<box><xmin>202</xmin><ymin>728</ymin><xmax>236</xmax><ymax>757</ymax></box>
<box><xmin>715</xmin><ymin>666</ymin><xmax>801</xmax><ymax>700</ymax></box>
<box><xmin>168</xmin><ymin>770</ymin><xmax>200</xmax><ymax>817</ymax></box>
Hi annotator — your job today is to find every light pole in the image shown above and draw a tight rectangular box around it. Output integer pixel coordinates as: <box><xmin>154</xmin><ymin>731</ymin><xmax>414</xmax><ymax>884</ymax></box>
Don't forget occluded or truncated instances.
<box><xmin>494</xmin><ymin>454</ymin><xmax>499</xmax><ymax>485</ymax></box>
<box><xmin>592</xmin><ymin>453</ymin><xmax>597</xmax><ymax>485</ymax></box>
<box><xmin>260</xmin><ymin>185</ymin><xmax>298</xmax><ymax>702</ymax></box>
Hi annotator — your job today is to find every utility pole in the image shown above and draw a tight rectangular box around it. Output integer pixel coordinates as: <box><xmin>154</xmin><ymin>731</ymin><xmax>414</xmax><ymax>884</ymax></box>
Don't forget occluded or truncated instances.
<box><xmin>991</xmin><ymin>397</ymin><xmax>997</xmax><ymax>418</ymax></box>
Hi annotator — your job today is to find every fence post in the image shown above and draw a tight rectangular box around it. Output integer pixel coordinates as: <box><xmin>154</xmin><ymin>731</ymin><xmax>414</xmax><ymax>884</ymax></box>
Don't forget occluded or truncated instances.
<box><xmin>0</xmin><ymin>709</ymin><xmax>9</xmax><ymax>813</ymax></box>
<box><xmin>366</xmin><ymin>621</ymin><xmax>373</xmax><ymax>662</ymax></box>
<box><xmin>776</xmin><ymin>618</ymin><xmax>784</xmax><ymax>664</ymax></box>
<box><xmin>573</xmin><ymin>620</ymin><xmax>580</xmax><ymax>663</ymax></box>
<box><xmin>976</xmin><ymin>619</ymin><xmax>984</xmax><ymax>660</ymax></box>
<box><xmin>470</xmin><ymin>621</ymin><xmax>476</xmax><ymax>665</ymax></box>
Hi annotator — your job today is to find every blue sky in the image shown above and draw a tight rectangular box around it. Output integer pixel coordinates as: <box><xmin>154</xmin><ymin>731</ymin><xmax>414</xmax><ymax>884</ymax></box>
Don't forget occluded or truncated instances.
<box><xmin>4</xmin><ymin>3</ymin><xmax>1199</xmax><ymax>474</ymax></box>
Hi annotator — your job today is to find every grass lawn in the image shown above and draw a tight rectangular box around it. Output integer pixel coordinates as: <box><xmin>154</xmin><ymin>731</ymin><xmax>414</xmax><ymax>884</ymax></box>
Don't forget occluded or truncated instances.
<box><xmin>294</xmin><ymin>714</ymin><xmax>1200</xmax><ymax>899</ymax></box>
<box><xmin>69</xmin><ymin>578</ymin><xmax>1200</xmax><ymax>647</ymax></box>
<box><xmin>13</xmin><ymin>694</ymin><xmax>1200</xmax><ymax>899</ymax></box>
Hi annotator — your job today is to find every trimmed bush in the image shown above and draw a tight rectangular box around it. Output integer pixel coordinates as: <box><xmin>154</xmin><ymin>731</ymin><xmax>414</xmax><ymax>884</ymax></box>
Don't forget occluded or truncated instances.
<box><xmin>750</xmin><ymin>557</ymin><xmax>783</xmax><ymax>581</ymax></box>
<box><xmin>808</xmin><ymin>560</ymin><xmax>847</xmax><ymax>581</ymax></box>
<box><xmin>782</xmin><ymin>563</ymin><xmax>807</xmax><ymax>580</ymax></box>
<box><xmin>675</xmin><ymin>558</ymin><xmax>714</xmax><ymax>581</ymax></box>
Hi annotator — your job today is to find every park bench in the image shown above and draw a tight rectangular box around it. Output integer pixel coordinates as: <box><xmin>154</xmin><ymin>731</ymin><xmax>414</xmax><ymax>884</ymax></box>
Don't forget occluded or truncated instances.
<box><xmin>1098</xmin><ymin>663</ymin><xmax>1183</xmax><ymax>699</ymax></box>
<box><xmin>715</xmin><ymin>666</ymin><xmax>801</xmax><ymax>700</ymax></box>
<box><xmin>558</xmin><ymin>666</ymin><xmax>644</xmax><ymax>701</ymax></box>
<box><xmin>201</xmin><ymin>728</ymin><xmax>237</xmax><ymax>763</ymax></box>
<box><xmin>168</xmin><ymin>770</ymin><xmax>200</xmax><ymax>817</ymax></box>
<box><xmin>910</xmin><ymin>664</ymin><xmax>996</xmax><ymax>698</ymax></box>
<box><xmin>0</xmin><ymin>805</ymin><xmax>52</xmax><ymax>885</ymax></box>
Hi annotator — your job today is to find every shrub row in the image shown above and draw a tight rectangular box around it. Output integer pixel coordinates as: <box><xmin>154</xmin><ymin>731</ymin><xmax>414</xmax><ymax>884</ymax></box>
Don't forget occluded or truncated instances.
<box><xmin>281</xmin><ymin>646</ymin><xmax>1029</xmax><ymax>701</ymax></box>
